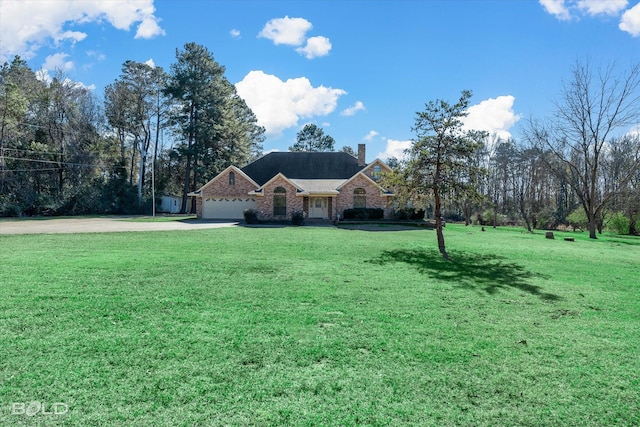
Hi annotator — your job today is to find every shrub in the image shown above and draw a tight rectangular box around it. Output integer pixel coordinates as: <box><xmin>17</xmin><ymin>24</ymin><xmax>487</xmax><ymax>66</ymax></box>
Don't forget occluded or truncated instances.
<box><xmin>566</xmin><ymin>207</ymin><xmax>587</xmax><ymax>231</ymax></box>
<box><xmin>481</xmin><ymin>208</ymin><xmax>495</xmax><ymax>226</ymax></box>
<box><xmin>608</xmin><ymin>211</ymin><xmax>630</xmax><ymax>235</ymax></box>
<box><xmin>443</xmin><ymin>210</ymin><xmax>465</xmax><ymax>222</ymax></box>
<box><xmin>243</xmin><ymin>209</ymin><xmax>259</xmax><ymax>224</ymax></box>
<box><xmin>0</xmin><ymin>201</ymin><xmax>22</xmax><ymax>217</ymax></box>
<box><xmin>291</xmin><ymin>210</ymin><xmax>305</xmax><ymax>226</ymax></box>
<box><xmin>394</xmin><ymin>209</ymin><xmax>425</xmax><ymax>220</ymax></box>
<box><xmin>535</xmin><ymin>207</ymin><xmax>557</xmax><ymax>230</ymax></box>
<box><xmin>343</xmin><ymin>208</ymin><xmax>384</xmax><ymax>220</ymax></box>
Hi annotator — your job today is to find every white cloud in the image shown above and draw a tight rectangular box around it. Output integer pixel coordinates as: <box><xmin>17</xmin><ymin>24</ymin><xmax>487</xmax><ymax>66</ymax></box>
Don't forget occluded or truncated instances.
<box><xmin>258</xmin><ymin>16</ymin><xmax>312</xmax><ymax>46</ymax></box>
<box><xmin>86</xmin><ymin>50</ymin><xmax>106</xmax><ymax>61</ymax></box>
<box><xmin>258</xmin><ymin>16</ymin><xmax>332</xmax><ymax>59</ymax></box>
<box><xmin>540</xmin><ymin>0</ymin><xmax>572</xmax><ymax>20</ymax></box>
<box><xmin>364</xmin><ymin>130</ymin><xmax>379</xmax><ymax>141</ymax></box>
<box><xmin>235</xmin><ymin>70</ymin><xmax>346</xmax><ymax>137</ymax></box>
<box><xmin>35</xmin><ymin>69</ymin><xmax>52</xmax><ymax>84</ymax></box>
<box><xmin>135</xmin><ymin>15</ymin><xmax>165</xmax><ymax>39</ymax></box>
<box><xmin>620</xmin><ymin>3</ymin><xmax>640</xmax><ymax>36</ymax></box>
<box><xmin>55</xmin><ymin>30</ymin><xmax>87</xmax><ymax>45</ymax></box>
<box><xmin>35</xmin><ymin>69</ymin><xmax>95</xmax><ymax>91</ymax></box>
<box><xmin>540</xmin><ymin>0</ymin><xmax>628</xmax><ymax>21</ymax></box>
<box><xmin>43</xmin><ymin>53</ymin><xmax>74</xmax><ymax>72</ymax></box>
<box><xmin>378</xmin><ymin>139</ymin><xmax>412</xmax><ymax>161</ymax></box>
<box><xmin>578</xmin><ymin>0</ymin><xmax>628</xmax><ymax>16</ymax></box>
<box><xmin>341</xmin><ymin>101</ymin><xmax>365</xmax><ymax>116</ymax></box>
<box><xmin>230</xmin><ymin>29</ymin><xmax>241</xmax><ymax>38</ymax></box>
<box><xmin>0</xmin><ymin>0</ymin><xmax>164</xmax><ymax>61</ymax></box>
<box><xmin>144</xmin><ymin>58</ymin><xmax>156</xmax><ymax>68</ymax></box>
<box><xmin>462</xmin><ymin>95</ymin><xmax>521</xmax><ymax>140</ymax></box>
<box><xmin>296</xmin><ymin>35</ymin><xmax>332</xmax><ymax>59</ymax></box>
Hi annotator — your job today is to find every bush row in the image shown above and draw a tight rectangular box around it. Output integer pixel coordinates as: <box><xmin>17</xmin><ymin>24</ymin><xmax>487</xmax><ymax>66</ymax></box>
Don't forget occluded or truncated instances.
<box><xmin>342</xmin><ymin>208</ymin><xmax>384</xmax><ymax>220</ymax></box>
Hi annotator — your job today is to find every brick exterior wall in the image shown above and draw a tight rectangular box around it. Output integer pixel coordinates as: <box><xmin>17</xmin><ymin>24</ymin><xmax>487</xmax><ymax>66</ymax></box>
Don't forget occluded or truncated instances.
<box><xmin>336</xmin><ymin>174</ymin><xmax>393</xmax><ymax>218</ymax></box>
<box><xmin>255</xmin><ymin>176</ymin><xmax>304</xmax><ymax>220</ymax></box>
<box><xmin>195</xmin><ymin>166</ymin><xmax>394</xmax><ymax>220</ymax></box>
<box><xmin>195</xmin><ymin>168</ymin><xmax>257</xmax><ymax>218</ymax></box>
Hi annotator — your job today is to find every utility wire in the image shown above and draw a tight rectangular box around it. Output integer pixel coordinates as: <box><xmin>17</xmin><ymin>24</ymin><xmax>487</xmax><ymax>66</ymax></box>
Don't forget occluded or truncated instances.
<box><xmin>2</xmin><ymin>147</ymin><xmax>68</xmax><ymax>156</ymax></box>
<box><xmin>0</xmin><ymin>168</ymin><xmax>60</xmax><ymax>173</ymax></box>
<box><xmin>1</xmin><ymin>156</ymin><xmax>99</xmax><ymax>168</ymax></box>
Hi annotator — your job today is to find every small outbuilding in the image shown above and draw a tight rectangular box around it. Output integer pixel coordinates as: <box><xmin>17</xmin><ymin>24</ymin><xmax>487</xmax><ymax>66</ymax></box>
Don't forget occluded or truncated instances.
<box><xmin>158</xmin><ymin>196</ymin><xmax>182</xmax><ymax>214</ymax></box>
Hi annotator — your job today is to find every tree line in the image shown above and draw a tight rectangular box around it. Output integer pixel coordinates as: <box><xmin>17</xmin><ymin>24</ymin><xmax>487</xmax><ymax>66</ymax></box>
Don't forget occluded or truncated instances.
<box><xmin>386</xmin><ymin>60</ymin><xmax>640</xmax><ymax>258</ymax></box>
<box><xmin>0</xmin><ymin>42</ymin><xmax>264</xmax><ymax>216</ymax></box>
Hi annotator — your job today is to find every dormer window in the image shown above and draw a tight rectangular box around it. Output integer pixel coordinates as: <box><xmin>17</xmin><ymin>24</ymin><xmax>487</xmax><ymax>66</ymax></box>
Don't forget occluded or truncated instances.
<box><xmin>372</xmin><ymin>165</ymin><xmax>381</xmax><ymax>181</ymax></box>
<box><xmin>229</xmin><ymin>171</ymin><xmax>235</xmax><ymax>185</ymax></box>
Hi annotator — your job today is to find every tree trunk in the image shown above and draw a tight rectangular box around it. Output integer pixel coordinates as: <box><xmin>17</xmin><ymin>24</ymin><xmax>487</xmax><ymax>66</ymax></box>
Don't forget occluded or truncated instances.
<box><xmin>629</xmin><ymin>211</ymin><xmax>638</xmax><ymax>235</ymax></box>
<box><xmin>519</xmin><ymin>195</ymin><xmax>533</xmax><ymax>233</ymax></box>
<box><xmin>137</xmin><ymin>149</ymin><xmax>145</xmax><ymax>206</ymax></box>
<box><xmin>181</xmin><ymin>104</ymin><xmax>196</xmax><ymax>214</ymax></box>
<box><xmin>181</xmin><ymin>156</ymin><xmax>191</xmax><ymax>214</ymax></box>
<box><xmin>433</xmin><ymin>187</ymin><xmax>449</xmax><ymax>260</ymax></box>
<box><xmin>588</xmin><ymin>219</ymin><xmax>598</xmax><ymax>239</ymax></box>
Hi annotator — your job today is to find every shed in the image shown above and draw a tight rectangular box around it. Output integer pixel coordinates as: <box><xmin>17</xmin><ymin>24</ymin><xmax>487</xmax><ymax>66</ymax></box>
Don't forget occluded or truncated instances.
<box><xmin>158</xmin><ymin>196</ymin><xmax>182</xmax><ymax>214</ymax></box>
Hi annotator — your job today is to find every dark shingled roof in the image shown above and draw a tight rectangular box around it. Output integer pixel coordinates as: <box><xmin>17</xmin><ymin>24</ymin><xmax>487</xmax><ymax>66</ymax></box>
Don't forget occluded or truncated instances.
<box><xmin>241</xmin><ymin>152</ymin><xmax>365</xmax><ymax>186</ymax></box>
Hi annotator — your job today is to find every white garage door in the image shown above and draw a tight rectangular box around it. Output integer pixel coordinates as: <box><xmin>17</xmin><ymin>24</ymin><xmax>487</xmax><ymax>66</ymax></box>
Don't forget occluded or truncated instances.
<box><xmin>203</xmin><ymin>197</ymin><xmax>257</xmax><ymax>219</ymax></box>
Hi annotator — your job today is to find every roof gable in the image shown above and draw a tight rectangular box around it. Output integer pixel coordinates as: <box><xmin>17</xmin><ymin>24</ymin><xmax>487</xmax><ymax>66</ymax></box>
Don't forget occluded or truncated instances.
<box><xmin>361</xmin><ymin>158</ymin><xmax>392</xmax><ymax>175</ymax></box>
<box><xmin>241</xmin><ymin>152</ymin><xmax>364</xmax><ymax>186</ymax></box>
<box><xmin>337</xmin><ymin>171</ymin><xmax>393</xmax><ymax>196</ymax></box>
<box><xmin>195</xmin><ymin>165</ymin><xmax>259</xmax><ymax>194</ymax></box>
<box><xmin>259</xmin><ymin>173</ymin><xmax>303</xmax><ymax>191</ymax></box>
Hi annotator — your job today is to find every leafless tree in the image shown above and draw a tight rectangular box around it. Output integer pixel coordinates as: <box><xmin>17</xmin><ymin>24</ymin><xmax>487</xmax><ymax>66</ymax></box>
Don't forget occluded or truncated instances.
<box><xmin>527</xmin><ymin>60</ymin><xmax>640</xmax><ymax>239</ymax></box>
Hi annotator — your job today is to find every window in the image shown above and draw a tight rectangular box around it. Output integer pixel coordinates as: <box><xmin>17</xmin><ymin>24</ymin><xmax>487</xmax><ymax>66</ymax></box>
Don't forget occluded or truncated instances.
<box><xmin>353</xmin><ymin>188</ymin><xmax>366</xmax><ymax>208</ymax></box>
<box><xmin>228</xmin><ymin>171</ymin><xmax>235</xmax><ymax>185</ymax></box>
<box><xmin>273</xmin><ymin>186</ymin><xmax>286</xmax><ymax>216</ymax></box>
<box><xmin>373</xmin><ymin>165</ymin><xmax>381</xmax><ymax>181</ymax></box>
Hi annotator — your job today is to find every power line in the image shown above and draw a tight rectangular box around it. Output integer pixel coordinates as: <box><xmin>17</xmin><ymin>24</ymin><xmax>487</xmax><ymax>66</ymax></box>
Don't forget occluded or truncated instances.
<box><xmin>1</xmin><ymin>156</ymin><xmax>98</xmax><ymax>168</ymax></box>
<box><xmin>2</xmin><ymin>147</ymin><xmax>66</xmax><ymax>156</ymax></box>
<box><xmin>0</xmin><ymin>167</ymin><xmax>60</xmax><ymax>173</ymax></box>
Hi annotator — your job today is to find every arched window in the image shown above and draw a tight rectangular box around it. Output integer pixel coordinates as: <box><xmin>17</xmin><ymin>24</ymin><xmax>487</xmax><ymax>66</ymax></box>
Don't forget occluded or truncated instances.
<box><xmin>273</xmin><ymin>186</ymin><xmax>287</xmax><ymax>216</ymax></box>
<box><xmin>373</xmin><ymin>165</ymin><xmax>381</xmax><ymax>181</ymax></box>
<box><xmin>228</xmin><ymin>171</ymin><xmax>235</xmax><ymax>185</ymax></box>
<box><xmin>353</xmin><ymin>188</ymin><xmax>366</xmax><ymax>208</ymax></box>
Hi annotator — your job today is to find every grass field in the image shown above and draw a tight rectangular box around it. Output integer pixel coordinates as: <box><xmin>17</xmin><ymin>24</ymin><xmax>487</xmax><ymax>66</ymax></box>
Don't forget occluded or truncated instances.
<box><xmin>0</xmin><ymin>224</ymin><xmax>638</xmax><ymax>426</ymax></box>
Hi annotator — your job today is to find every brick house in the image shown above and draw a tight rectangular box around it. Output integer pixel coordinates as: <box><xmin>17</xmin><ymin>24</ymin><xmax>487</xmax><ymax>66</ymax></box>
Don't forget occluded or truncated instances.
<box><xmin>190</xmin><ymin>144</ymin><xmax>394</xmax><ymax>220</ymax></box>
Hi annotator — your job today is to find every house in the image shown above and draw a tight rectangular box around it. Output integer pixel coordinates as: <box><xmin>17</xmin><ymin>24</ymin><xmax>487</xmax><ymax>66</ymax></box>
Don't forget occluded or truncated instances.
<box><xmin>189</xmin><ymin>144</ymin><xmax>394</xmax><ymax>220</ymax></box>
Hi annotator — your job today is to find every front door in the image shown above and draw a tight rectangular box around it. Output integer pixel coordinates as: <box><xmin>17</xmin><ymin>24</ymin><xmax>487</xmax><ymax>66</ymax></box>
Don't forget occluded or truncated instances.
<box><xmin>308</xmin><ymin>197</ymin><xmax>328</xmax><ymax>218</ymax></box>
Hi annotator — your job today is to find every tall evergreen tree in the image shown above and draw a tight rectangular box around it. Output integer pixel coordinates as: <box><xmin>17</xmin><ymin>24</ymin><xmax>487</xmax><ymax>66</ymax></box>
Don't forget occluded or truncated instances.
<box><xmin>289</xmin><ymin>123</ymin><xmax>335</xmax><ymax>152</ymax></box>
<box><xmin>165</xmin><ymin>42</ymin><xmax>263</xmax><ymax>213</ymax></box>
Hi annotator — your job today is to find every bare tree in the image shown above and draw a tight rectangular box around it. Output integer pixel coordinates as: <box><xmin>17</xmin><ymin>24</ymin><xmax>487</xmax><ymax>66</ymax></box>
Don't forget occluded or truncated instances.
<box><xmin>527</xmin><ymin>60</ymin><xmax>640</xmax><ymax>239</ymax></box>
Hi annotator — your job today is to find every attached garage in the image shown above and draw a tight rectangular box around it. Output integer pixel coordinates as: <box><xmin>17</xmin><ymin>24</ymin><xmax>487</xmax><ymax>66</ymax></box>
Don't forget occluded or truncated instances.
<box><xmin>202</xmin><ymin>197</ymin><xmax>256</xmax><ymax>219</ymax></box>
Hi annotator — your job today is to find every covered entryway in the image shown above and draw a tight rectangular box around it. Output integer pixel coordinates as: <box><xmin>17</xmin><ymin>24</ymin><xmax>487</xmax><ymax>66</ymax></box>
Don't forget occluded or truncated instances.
<box><xmin>308</xmin><ymin>197</ymin><xmax>329</xmax><ymax>218</ymax></box>
<box><xmin>202</xmin><ymin>197</ymin><xmax>256</xmax><ymax>219</ymax></box>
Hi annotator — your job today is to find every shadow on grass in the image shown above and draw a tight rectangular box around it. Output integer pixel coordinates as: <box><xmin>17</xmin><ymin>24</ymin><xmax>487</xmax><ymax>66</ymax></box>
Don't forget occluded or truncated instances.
<box><xmin>604</xmin><ymin>235</ymin><xmax>640</xmax><ymax>246</ymax></box>
<box><xmin>371</xmin><ymin>248</ymin><xmax>560</xmax><ymax>301</ymax></box>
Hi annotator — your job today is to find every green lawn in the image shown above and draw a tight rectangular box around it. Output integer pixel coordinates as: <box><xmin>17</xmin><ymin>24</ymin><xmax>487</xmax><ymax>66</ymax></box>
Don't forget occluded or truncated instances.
<box><xmin>0</xmin><ymin>225</ymin><xmax>638</xmax><ymax>426</ymax></box>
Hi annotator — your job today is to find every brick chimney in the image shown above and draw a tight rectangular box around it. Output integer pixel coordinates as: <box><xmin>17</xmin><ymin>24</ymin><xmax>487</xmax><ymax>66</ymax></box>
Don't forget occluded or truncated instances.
<box><xmin>357</xmin><ymin>144</ymin><xmax>366</xmax><ymax>167</ymax></box>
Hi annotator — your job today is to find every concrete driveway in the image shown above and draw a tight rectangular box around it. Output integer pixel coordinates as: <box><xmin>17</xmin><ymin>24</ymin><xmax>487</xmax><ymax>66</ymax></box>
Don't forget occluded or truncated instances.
<box><xmin>0</xmin><ymin>216</ymin><xmax>238</xmax><ymax>235</ymax></box>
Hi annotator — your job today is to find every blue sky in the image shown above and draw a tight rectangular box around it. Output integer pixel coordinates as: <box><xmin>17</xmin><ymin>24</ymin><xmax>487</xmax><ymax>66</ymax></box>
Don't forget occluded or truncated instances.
<box><xmin>2</xmin><ymin>0</ymin><xmax>640</xmax><ymax>161</ymax></box>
